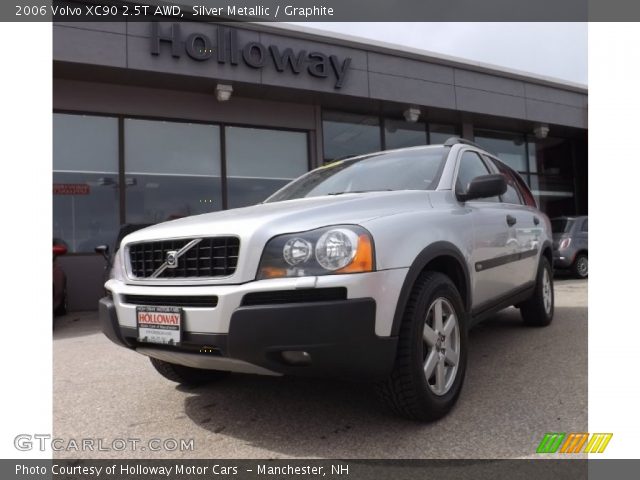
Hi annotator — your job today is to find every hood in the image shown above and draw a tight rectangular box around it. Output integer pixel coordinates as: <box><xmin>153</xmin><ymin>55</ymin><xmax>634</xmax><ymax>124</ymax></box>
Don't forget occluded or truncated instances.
<box><xmin>120</xmin><ymin>190</ymin><xmax>433</xmax><ymax>284</ymax></box>
<box><xmin>124</xmin><ymin>190</ymin><xmax>433</xmax><ymax>243</ymax></box>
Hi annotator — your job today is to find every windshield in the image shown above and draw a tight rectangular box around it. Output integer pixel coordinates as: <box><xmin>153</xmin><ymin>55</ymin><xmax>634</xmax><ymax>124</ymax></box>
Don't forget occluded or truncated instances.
<box><xmin>551</xmin><ymin>218</ymin><xmax>574</xmax><ymax>233</ymax></box>
<box><xmin>266</xmin><ymin>147</ymin><xmax>447</xmax><ymax>203</ymax></box>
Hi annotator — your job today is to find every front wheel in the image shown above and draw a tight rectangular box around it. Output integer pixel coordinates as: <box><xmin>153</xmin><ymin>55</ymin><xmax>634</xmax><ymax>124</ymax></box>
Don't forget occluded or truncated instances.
<box><xmin>149</xmin><ymin>358</ymin><xmax>229</xmax><ymax>386</ymax></box>
<box><xmin>377</xmin><ymin>271</ymin><xmax>468</xmax><ymax>421</ymax></box>
<box><xmin>572</xmin><ymin>254</ymin><xmax>588</xmax><ymax>279</ymax></box>
<box><xmin>520</xmin><ymin>256</ymin><xmax>554</xmax><ymax>326</ymax></box>
<box><xmin>54</xmin><ymin>287</ymin><xmax>68</xmax><ymax>317</ymax></box>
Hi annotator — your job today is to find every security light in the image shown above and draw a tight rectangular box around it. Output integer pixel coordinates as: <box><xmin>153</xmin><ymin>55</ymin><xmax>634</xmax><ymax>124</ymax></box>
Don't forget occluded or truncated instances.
<box><xmin>215</xmin><ymin>83</ymin><xmax>233</xmax><ymax>102</ymax></box>
<box><xmin>533</xmin><ymin>123</ymin><xmax>550</xmax><ymax>139</ymax></box>
<box><xmin>403</xmin><ymin>107</ymin><xmax>421</xmax><ymax>123</ymax></box>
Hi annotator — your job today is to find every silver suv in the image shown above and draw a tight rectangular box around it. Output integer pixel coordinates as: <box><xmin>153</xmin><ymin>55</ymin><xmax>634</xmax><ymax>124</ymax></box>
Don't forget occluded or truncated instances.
<box><xmin>100</xmin><ymin>138</ymin><xmax>554</xmax><ymax>421</ymax></box>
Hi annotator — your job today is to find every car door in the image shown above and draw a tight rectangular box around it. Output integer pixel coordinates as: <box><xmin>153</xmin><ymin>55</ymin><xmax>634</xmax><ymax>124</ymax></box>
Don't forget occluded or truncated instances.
<box><xmin>484</xmin><ymin>156</ymin><xmax>541</xmax><ymax>288</ymax></box>
<box><xmin>454</xmin><ymin>150</ymin><xmax>513</xmax><ymax>308</ymax></box>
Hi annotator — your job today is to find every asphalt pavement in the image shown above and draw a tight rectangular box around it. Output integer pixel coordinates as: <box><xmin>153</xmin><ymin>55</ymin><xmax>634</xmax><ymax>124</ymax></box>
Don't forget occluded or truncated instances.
<box><xmin>52</xmin><ymin>278</ymin><xmax>587</xmax><ymax>459</ymax></box>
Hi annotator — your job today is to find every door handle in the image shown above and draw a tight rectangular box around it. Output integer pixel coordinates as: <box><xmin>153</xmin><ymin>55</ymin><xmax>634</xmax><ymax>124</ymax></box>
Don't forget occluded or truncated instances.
<box><xmin>506</xmin><ymin>215</ymin><xmax>517</xmax><ymax>227</ymax></box>
<box><xmin>533</xmin><ymin>216</ymin><xmax>540</xmax><ymax>226</ymax></box>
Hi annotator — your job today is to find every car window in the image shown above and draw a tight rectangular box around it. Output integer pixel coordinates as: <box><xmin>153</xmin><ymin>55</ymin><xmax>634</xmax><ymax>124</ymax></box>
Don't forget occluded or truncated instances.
<box><xmin>581</xmin><ymin>219</ymin><xmax>588</xmax><ymax>232</ymax></box>
<box><xmin>456</xmin><ymin>151</ymin><xmax>490</xmax><ymax>194</ymax></box>
<box><xmin>266</xmin><ymin>147</ymin><xmax>447</xmax><ymax>202</ymax></box>
<box><xmin>551</xmin><ymin>218</ymin><xmax>575</xmax><ymax>233</ymax></box>
<box><xmin>484</xmin><ymin>155</ymin><xmax>523</xmax><ymax>205</ymax></box>
<box><xmin>511</xmin><ymin>170</ymin><xmax>537</xmax><ymax>207</ymax></box>
<box><xmin>501</xmin><ymin>184</ymin><xmax>522</xmax><ymax>204</ymax></box>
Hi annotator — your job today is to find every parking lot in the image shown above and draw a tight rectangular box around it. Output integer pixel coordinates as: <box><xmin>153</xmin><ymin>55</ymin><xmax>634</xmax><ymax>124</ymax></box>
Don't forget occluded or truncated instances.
<box><xmin>53</xmin><ymin>278</ymin><xmax>587</xmax><ymax>459</ymax></box>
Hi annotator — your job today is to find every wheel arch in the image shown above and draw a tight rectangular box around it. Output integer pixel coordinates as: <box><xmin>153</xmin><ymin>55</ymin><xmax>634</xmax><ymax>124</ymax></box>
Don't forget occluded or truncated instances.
<box><xmin>391</xmin><ymin>241</ymin><xmax>470</xmax><ymax>337</ymax></box>
<box><xmin>541</xmin><ymin>241</ymin><xmax>553</xmax><ymax>267</ymax></box>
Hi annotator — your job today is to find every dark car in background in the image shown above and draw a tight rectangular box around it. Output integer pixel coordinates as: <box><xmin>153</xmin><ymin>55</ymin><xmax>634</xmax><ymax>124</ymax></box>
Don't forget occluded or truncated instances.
<box><xmin>53</xmin><ymin>238</ymin><xmax>68</xmax><ymax>317</ymax></box>
<box><xmin>95</xmin><ymin>224</ymin><xmax>153</xmax><ymax>281</ymax></box>
<box><xmin>552</xmin><ymin>216</ymin><xmax>588</xmax><ymax>278</ymax></box>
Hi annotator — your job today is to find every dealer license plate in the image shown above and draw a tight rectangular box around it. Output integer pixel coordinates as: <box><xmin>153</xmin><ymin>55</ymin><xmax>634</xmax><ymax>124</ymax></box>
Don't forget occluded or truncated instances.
<box><xmin>136</xmin><ymin>306</ymin><xmax>182</xmax><ymax>345</ymax></box>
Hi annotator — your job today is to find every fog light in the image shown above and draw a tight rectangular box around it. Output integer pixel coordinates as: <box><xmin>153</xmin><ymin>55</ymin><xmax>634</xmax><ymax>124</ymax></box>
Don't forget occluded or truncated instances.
<box><xmin>281</xmin><ymin>350</ymin><xmax>311</xmax><ymax>366</ymax></box>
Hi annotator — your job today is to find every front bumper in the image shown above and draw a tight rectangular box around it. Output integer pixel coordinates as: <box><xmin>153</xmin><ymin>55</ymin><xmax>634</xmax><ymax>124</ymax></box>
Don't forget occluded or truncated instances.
<box><xmin>100</xmin><ymin>270</ymin><xmax>406</xmax><ymax>380</ymax></box>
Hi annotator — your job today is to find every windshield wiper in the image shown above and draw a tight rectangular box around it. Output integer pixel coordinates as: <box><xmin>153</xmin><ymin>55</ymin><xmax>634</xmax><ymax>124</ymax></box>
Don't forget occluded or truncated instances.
<box><xmin>326</xmin><ymin>189</ymin><xmax>393</xmax><ymax>196</ymax></box>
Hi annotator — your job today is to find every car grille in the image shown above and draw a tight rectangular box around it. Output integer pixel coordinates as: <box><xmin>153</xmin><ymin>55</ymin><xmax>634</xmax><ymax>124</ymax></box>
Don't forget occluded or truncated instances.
<box><xmin>128</xmin><ymin>237</ymin><xmax>240</xmax><ymax>279</ymax></box>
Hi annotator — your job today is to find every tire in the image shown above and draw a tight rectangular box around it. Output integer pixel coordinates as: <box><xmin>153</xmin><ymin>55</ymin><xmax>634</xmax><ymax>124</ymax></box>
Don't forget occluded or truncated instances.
<box><xmin>377</xmin><ymin>271</ymin><xmax>468</xmax><ymax>421</ymax></box>
<box><xmin>54</xmin><ymin>287</ymin><xmax>68</xmax><ymax>317</ymax></box>
<box><xmin>520</xmin><ymin>256</ymin><xmax>554</xmax><ymax>327</ymax></box>
<box><xmin>149</xmin><ymin>357</ymin><xmax>229</xmax><ymax>386</ymax></box>
<box><xmin>572</xmin><ymin>254</ymin><xmax>588</xmax><ymax>279</ymax></box>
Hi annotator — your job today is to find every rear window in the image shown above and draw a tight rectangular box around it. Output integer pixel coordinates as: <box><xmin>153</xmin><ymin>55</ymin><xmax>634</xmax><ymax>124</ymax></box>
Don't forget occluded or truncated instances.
<box><xmin>551</xmin><ymin>219</ymin><xmax>575</xmax><ymax>233</ymax></box>
<box><xmin>488</xmin><ymin>156</ymin><xmax>536</xmax><ymax>207</ymax></box>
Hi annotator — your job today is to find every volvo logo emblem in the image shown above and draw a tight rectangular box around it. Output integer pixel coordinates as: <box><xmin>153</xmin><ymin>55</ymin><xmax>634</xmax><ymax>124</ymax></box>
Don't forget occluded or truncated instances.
<box><xmin>166</xmin><ymin>250</ymin><xmax>178</xmax><ymax>269</ymax></box>
<box><xmin>149</xmin><ymin>239</ymin><xmax>202</xmax><ymax>278</ymax></box>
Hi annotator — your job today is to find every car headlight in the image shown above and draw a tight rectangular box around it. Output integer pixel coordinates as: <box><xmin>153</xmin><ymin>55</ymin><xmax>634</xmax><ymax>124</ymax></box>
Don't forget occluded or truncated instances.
<box><xmin>109</xmin><ymin>249</ymin><xmax>126</xmax><ymax>282</ymax></box>
<box><xmin>257</xmin><ymin>225</ymin><xmax>375</xmax><ymax>279</ymax></box>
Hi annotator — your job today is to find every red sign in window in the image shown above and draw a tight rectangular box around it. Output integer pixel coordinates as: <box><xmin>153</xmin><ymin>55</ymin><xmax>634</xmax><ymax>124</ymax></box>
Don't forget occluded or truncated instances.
<box><xmin>53</xmin><ymin>183</ymin><xmax>90</xmax><ymax>195</ymax></box>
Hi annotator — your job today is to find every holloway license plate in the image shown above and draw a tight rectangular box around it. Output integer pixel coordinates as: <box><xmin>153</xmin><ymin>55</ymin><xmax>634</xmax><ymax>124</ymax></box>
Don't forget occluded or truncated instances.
<box><xmin>136</xmin><ymin>306</ymin><xmax>182</xmax><ymax>345</ymax></box>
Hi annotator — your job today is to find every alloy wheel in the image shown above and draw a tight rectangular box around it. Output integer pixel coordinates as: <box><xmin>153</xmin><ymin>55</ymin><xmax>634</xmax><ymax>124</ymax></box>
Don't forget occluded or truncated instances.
<box><xmin>542</xmin><ymin>268</ymin><xmax>553</xmax><ymax>314</ymax></box>
<box><xmin>422</xmin><ymin>297</ymin><xmax>460</xmax><ymax>396</ymax></box>
<box><xmin>576</xmin><ymin>256</ymin><xmax>588</xmax><ymax>277</ymax></box>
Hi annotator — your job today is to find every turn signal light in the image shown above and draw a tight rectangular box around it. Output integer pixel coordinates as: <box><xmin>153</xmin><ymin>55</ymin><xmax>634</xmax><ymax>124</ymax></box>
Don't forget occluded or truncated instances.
<box><xmin>336</xmin><ymin>234</ymin><xmax>374</xmax><ymax>274</ymax></box>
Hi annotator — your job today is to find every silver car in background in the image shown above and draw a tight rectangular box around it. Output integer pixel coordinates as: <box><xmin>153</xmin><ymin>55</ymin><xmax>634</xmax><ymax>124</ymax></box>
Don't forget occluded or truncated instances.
<box><xmin>100</xmin><ymin>138</ymin><xmax>554</xmax><ymax>421</ymax></box>
<box><xmin>552</xmin><ymin>216</ymin><xmax>588</xmax><ymax>278</ymax></box>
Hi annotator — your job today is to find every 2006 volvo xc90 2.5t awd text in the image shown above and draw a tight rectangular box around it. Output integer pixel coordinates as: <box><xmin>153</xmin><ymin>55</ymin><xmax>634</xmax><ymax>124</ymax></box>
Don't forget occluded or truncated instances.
<box><xmin>101</xmin><ymin>137</ymin><xmax>554</xmax><ymax>421</ymax></box>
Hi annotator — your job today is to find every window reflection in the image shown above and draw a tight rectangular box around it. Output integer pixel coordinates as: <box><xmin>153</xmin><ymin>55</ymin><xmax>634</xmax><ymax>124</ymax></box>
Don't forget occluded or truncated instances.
<box><xmin>323</xmin><ymin>111</ymin><xmax>381</xmax><ymax>161</ymax></box>
<box><xmin>53</xmin><ymin>114</ymin><xmax>120</xmax><ymax>252</ymax></box>
<box><xmin>384</xmin><ymin>119</ymin><xmax>427</xmax><ymax>150</ymax></box>
<box><xmin>475</xmin><ymin>130</ymin><xmax>528</xmax><ymax>172</ymax></box>
<box><xmin>429</xmin><ymin>124</ymin><xmax>460</xmax><ymax>144</ymax></box>
<box><xmin>124</xmin><ymin>119</ymin><xmax>222</xmax><ymax>223</ymax></box>
<box><xmin>226</xmin><ymin>127</ymin><xmax>308</xmax><ymax>209</ymax></box>
<box><xmin>529</xmin><ymin>174</ymin><xmax>575</xmax><ymax>218</ymax></box>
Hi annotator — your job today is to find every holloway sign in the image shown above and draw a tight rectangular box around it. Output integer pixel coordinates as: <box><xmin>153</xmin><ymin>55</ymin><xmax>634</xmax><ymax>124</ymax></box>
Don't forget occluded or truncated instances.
<box><xmin>151</xmin><ymin>23</ymin><xmax>351</xmax><ymax>89</ymax></box>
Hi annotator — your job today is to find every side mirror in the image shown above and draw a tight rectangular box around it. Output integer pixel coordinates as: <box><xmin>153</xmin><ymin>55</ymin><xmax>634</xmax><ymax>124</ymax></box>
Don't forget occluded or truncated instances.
<box><xmin>53</xmin><ymin>244</ymin><xmax>67</xmax><ymax>256</ymax></box>
<box><xmin>95</xmin><ymin>244</ymin><xmax>110</xmax><ymax>260</ymax></box>
<box><xmin>457</xmin><ymin>174</ymin><xmax>507</xmax><ymax>202</ymax></box>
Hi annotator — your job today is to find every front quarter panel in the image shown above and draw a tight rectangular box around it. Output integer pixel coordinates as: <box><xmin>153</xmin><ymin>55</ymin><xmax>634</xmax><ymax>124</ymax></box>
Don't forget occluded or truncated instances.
<box><xmin>363</xmin><ymin>192</ymin><xmax>472</xmax><ymax>273</ymax></box>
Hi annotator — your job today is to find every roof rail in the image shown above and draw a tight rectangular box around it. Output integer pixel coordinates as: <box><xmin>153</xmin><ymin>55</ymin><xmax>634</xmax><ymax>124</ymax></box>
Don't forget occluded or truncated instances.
<box><xmin>443</xmin><ymin>136</ymin><xmax>486</xmax><ymax>150</ymax></box>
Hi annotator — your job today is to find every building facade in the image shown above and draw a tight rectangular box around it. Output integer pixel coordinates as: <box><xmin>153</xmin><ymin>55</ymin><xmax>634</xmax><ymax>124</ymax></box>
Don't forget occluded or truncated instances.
<box><xmin>53</xmin><ymin>21</ymin><xmax>588</xmax><ymax>310</ymax></box>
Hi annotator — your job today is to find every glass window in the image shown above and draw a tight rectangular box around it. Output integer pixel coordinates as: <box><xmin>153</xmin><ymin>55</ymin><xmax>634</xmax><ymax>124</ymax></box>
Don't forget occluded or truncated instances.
<box><xmin>487</xmin><ymin>156</ymin><xmax>523</xmax><ymax>205</ymax></box>
<box><xmin>124</xmin><ymin>119</ymin><xmax>222</xmax><ymax>224</ymax></box>
<box><xmin>501</xmin><ymin>184</ymin><xmax>521</xmax><ymax>204</ymax></box>
<box><xmin>528</xmin><ymin>136</ymin><xmax>573</xmax><ymax>176</ymax></box>
<box><xmin>384</xmin><ymin>119</ymin><xmax>427</xmax><ymax>150</ymax></box>
<box><xmin>429</xmin><ymin>124</ymin><xmax>460</xmax><ymax>145</ymax></box>
<box><xmin>323</xmin><ymin>111</ymin><xmax>381</xmax><ymax>161</ymax></box>
<box><xmin>226</xmin><ymin>127</ymin><xmax>308</xmax><ymax>209</ymax></box>
<box><xmin>456</xmin><ymin>151</ymin><xmax>491</xmax><ymax>194</ymax></box>
<box><xmin>474</xmin><ymin>130</ymin><xmax>527</xmax><ymax>172</ymax></box>
<box><xmin>512</xmin><ymin>171</ymin><xmax>537</xmax><ymax>207</ymax></box>
<box><xmin>53</xmin><ymin>114</ymin><xmax>120</xmax><ymax>252</ymax></box>
<box><xmin>267</xmin><ymin>147</ymin><xmax>447</xmax><ymax>203</ymax></box>
<box><xmin>551</xmin><ymin>218</ymin><xmax>575</xmax><ymax>233</ymax></box>
<box><xmin>529</xmin><ymin>175</ymin><xmax>575</xmax><ymax>218</ymax></box>
<box><xmin>581</xmin><ymin>218</ymin><xmax>588</xmax><ymax>232</ymax></box>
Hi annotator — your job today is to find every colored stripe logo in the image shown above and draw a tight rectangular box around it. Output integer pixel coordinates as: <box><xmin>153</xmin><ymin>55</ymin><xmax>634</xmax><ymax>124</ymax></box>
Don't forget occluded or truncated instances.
<box><xmin>537</xmin><ymin>433</ymin><xmax>613</xmax><ymax>454</ymax></box>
